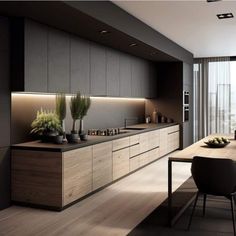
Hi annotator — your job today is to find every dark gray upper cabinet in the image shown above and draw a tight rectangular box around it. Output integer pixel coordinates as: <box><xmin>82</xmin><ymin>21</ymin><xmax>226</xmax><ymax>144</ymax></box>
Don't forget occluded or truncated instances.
<box><xmin>131</xmin><ymin>57</ymin><xmax>142</xmax><ymax>98</ymax></box>
<box><xmin>148</xmin><ymin>62</ymin><xmax>158</xmax><ymax>98</ymax></box>
<box><xmin>70</xmin><ymin>36</ymin><xmax>90</xmax><ymax>95</ymax></box>
<box><xmin>119</xmin><ymin>53</ymin><xmax>132</xmax><ymax>97</ymax></box>
<box><xmin>24</xmin><ymin>20</ymin><xmax>48</xmax><ymax>92</ymax></box>
<box><xmin>90</xmin><ymin>43</ymin><xmax>106</xmax><ymax>96</ymax></box>
<box><xmin>48</xmin><ymin>28</ymin><xmax>70</xmax><ymax>93</ymax></box>
<box><xmin>106</xmin><ymin>48</ymin><xmax>120</xmax><ymax>96</ymax></box>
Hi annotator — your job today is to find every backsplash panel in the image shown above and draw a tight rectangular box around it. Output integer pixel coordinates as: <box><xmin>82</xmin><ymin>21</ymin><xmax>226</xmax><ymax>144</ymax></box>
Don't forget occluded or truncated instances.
<box><xmin>11</xmin><ymin>94</ymin><xmax>145</xmax><ymax>144</ymax></box>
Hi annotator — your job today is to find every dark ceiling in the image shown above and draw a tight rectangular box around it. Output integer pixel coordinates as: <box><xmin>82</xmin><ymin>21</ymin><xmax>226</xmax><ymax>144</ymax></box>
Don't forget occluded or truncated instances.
<box><xmin>0</xmin><ymin>1</ymin><xmax>179</xmax><ymax>62</ymax></box>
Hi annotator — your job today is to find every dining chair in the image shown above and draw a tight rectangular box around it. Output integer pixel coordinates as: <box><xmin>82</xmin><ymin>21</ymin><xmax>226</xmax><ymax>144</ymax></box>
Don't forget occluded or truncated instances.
<box><xmin>188</xmin><ymin>156</ymin><xmax>236</xmax><ymax>235</ymax></box>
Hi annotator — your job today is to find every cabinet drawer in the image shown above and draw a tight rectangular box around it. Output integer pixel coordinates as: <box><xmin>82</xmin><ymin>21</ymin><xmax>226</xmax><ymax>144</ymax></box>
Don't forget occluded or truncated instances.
<box><xmin>130</xmin><ymin>143</ymin><xmax>140</xmax><ymax>158</ymax></box>
<box><xmin>113</xmin><ymin>147</ymin><xmax>129</xmax><ymax>180</ymax></box>
<box><xmin>139</xmin><ymin>152</ymin><xmax>149</xmax><ymax>167</ymax></box>
<box><xmin>112</xmin><ymin>137</ymin><xmax>130</xmax><ymax>151</ymax></box>
<box><xmin>129</xmin><ymin>135</ymin><xmax>139</xmax><ymax>146</ymax></box>
<box><xmin>130</xmin><ymin>156</ymin><xmax>140</xmax><ymax>172</ymax></box>
<box><xmin>167</xmin><ymin>125</ymin><xmax>179</xmax><ymax>134</ymax></box>
<box><xmin>148</xmin><ymin>147</ymin><xmax>159</xmax><ymax>163</ymax></box>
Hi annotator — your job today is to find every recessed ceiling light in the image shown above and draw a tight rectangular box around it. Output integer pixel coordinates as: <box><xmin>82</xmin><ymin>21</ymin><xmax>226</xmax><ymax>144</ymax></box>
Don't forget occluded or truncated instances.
<box><xmin>217</xmin><ymin>13</ymin><xmax>234</xmax><ymax>19</ymax></box>
<box><xmin>99</xmin><ymin>30</ymin><xmax>110</xmax><ymax>35</ymax></box>
<box><xmin>129</xmin><ymin>43</ymin><xmax>137</xmax><ymax>47</ymax></box>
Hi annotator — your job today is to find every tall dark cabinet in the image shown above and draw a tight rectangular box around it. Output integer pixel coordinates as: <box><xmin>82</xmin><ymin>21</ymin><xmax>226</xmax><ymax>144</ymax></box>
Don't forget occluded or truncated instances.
<box><xmin>0</xmin><ymin>16</ymin><xmax>10</xmax><ymax>210</ymax></box>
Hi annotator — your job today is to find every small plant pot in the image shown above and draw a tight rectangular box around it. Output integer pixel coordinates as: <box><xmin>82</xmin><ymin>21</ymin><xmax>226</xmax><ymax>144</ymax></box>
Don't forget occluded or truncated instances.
<box><xmin>40</xmin><ymin>134</ymin><xmax>56</xmax><ymax>143</ymax></box>
<box><xmin>54</xmin><ymin>135</ymin><xmax>63</xmax><ymax>144</ymax></box>
<box><xmin>66</xmin><ymin>133</ymin><xmax>79</xmax><ymax>143</ymax></box>
<box><xmin>79</xmin><ymin>133</ymin><xmax>87</xmax><ymax>141</ymax></box>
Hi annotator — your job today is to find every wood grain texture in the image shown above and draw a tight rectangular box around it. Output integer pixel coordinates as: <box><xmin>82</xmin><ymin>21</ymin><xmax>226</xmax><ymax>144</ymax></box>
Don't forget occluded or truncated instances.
<box><xmin>112</xmin><ymin>137</ymin><xmax>130</xmax><ymax>151</ymax></box>
<box><xmin>139</xmin><ymin>132</ymin><xmax>149</xmax><ymax>153</ymax></box>
<box><xmin>63</xmin><ymin>146</ymin><xmax>92</xmax><ymax>206</ymax></box>
<box><xmin>113</xmin><ymin>147</ymin><xmax>130</xmax><ymax>180</ymax></box>
<box><xmin>11</xmin><ymin>150</ymin><xmax>63</xmax><ymax>207</ymax></box>
<box><xmin>170</xmin><ymin>134</ymin><xmax>236</xmax><ymax>162</ymax></box>
<box><xmin>92</xmin><ymin>142</ymin><xmax>112</xmax><ymax>190</ymax></box>
<box><xmin>129</xmin><ymin>155</ymin><xmax>140</xmax><ymax>172</ymax></box>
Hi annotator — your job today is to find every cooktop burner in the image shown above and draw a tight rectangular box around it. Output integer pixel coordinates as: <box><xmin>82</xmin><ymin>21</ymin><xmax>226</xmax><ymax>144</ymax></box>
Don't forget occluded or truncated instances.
<box><xmin>88</xmin><ymin>128</ymin><xmax>121</xmax><ymax>136</ymax></box>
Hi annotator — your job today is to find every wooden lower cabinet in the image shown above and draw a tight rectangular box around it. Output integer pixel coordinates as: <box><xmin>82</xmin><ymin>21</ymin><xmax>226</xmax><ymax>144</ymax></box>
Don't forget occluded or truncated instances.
<box><xmin>148</xmin><ymin>130</ymin><xmax>160</xmax><ymax>150</ymax></box>
<box><xmin>159</xmin><ymin>127</ymin><xmax>168</xmax><ymax>156</ymax></box>
<box><xmin>167</xmin><ymin>131</ymin><xmax>180</xmax><ymax>153</ymax></box>
<box><xmin>129</xmin><ymin>156</ymin><xmax>139</xmax><ymax>172</ymax></box>
<box><xmin>92</xmin><ymin>142</ymin><xmax>112</xmax><ymax>190</ymax></box>
<box><xmin>139</xmin><ymin>152</ymin><xmax>149</xmax><ymax>166</ymax></box>
<box><xmin>63</xmin><ymin>146</ymin><xmax>92</xmax><ymax>206</ymax></box>
<box><xmin>148</xmin><ymin>147</ymin><xmax>160</xmax><ymax>162</ymax></box>
<box><xmin>113</xmin><ymin>147</ymin><xmax>129</xmax><ymax>180</ymax></box>
<box><xmin>139</xmin><ymin>132</ymin><xmax>149</xmax><ymax>153</ymax></box>
<box><xmin>11</xmin><ymin>150</ymin><xmax>63</xmax><ymax>208</ymax></box>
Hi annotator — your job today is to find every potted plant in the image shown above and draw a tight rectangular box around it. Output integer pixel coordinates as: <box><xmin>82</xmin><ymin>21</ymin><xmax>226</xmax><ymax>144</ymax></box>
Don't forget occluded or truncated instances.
<box><xmin>67</xmin><ymin>92</ymin><xmax>82</xmax><ymax>143</ymax></box>
<box><xmin>30</xmin><ymin>109</ymin><xmax>62</xmax><ymax>143</ymax></box>
<box><xmin>55</xmin><ymin>93</ymin><xmax>67</xmax><ymax>141</ymax></box>
<box><xmin>78</xmin><ymin>95</ymin><xmax>91</xmax><ymax>141</ymax></box>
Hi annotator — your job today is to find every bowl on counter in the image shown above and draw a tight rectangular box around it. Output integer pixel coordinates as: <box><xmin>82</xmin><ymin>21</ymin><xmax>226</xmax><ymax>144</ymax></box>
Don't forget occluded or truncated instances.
<box><xmin>204</xmin><ymin>136</ymin><xmax>230</xmax><ymax>148</ymax></box>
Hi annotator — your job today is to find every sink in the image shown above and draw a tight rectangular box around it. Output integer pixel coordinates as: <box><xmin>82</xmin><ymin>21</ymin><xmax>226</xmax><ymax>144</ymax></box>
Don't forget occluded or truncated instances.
<box><xmin>122</xmin><ymin>127</ymin><xmax>147</xmax><ymax>130</ymax></box>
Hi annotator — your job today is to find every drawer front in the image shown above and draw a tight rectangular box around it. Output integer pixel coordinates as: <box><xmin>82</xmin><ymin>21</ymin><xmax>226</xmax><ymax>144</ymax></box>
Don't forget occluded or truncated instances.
<box><xmin>167</xmin><ymin>131</ymin><xmax>180</xmax><ymax>153</ymax></box>
<box><xmin>148</xmin><ymin>130</ymin><xmax>160</xmax><ymax>150</ymax></box>
<box><xmin>130</xmin><ymin>156</ymin><xmax>140</xmax><ymax>172</ymax></box>
<box><xmin>139</xmin><ymin>152</ymin><xmax>149</xmax><ymax>167</ymax></box>
<box><xmin>167</xmin><ymin>125</ymin><xmax>179</xmax><ymax>134</ymax></box>
<box><xmin>113</xmin><ymin>147</ymin><xmax>129</xmax><ymax>180</ymax></box>
<box><xmin>112</xmin><ymin>137</ymin><xmax>130</xmax><ymax>151</ymax></box>
<box><xmin>139</xmin><ymin>132</ymin><xmax>149</xmax><ymax>153</ymax></box>
<box><xmin>159</xmin><ymin>128</ymin><xmax>168</xmax><ymax>157</ymax></box>
<box><xmin>129</xmin><ymin>134</ymin><xmax>139</xmax><ymax>146</ymax></box>
<box><xmin>63</xmin><ymin>146</ymin><xmax>92</xmax><ymax>205</ymax></box>
<box><xmin>92</xmin><ymin>142</ymin><xmax>112</xmax><ymax>190</ymax></box>
<box><xmin>148</xmin><ymin>147</ymin><xmax>159</xmax><ymax>163</ymax></box>
<box><xmin>130</xmin><ymin>143</ymin><xmax>140</xmax><ymax>158</ymax></box>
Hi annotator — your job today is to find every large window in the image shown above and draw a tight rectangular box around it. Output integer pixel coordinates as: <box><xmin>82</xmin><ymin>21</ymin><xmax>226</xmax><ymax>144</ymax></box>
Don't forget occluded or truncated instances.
<box><xmin>193</xmin><ymin>58</ymin><xmax>236</xmax><ymax>141</ymax></box>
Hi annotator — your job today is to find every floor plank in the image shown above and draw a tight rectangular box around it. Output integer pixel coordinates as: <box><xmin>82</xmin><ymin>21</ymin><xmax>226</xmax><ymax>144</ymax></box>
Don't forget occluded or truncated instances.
<box><xmin>0</xmin><ymin>152</ymin><xmax>191</xmax><ymax>236</ymax></box>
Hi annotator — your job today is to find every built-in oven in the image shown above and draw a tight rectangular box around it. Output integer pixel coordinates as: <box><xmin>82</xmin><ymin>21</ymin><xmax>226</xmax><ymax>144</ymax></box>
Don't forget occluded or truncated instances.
<box><xmin>183</xmin><ymin>106</ymin><xmax>189</xmax><ymax>122</ymax></box>
<box><xmin>183</xmin><ymin>91</ymin><xmax>189</xmax><ymax>105</ymax></box>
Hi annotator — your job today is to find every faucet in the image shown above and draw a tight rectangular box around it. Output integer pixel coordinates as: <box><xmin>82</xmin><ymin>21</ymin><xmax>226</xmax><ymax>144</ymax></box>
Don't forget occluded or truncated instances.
<box><xmin>124</xmin><ymin>117</ymin><xmax>139</xmax><ymax>129</ymax></box>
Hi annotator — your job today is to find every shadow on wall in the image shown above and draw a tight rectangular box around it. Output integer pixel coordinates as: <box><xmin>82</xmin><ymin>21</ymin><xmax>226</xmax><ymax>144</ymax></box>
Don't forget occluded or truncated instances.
<box><xmin>11</xmin><ymin>94</ymin><xmax>145</xmax><ymax>144</ymax></box>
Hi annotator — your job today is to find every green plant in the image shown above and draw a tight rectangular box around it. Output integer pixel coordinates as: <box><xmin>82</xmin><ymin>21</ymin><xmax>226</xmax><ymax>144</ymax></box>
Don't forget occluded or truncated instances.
<box><xmin>79</xmin><ymin>95</ymin><xmax>91</xmax><ymax>120</ymax></box>
<box><xmin>31</xmin><ymin>109</ymin><xmax>62</xmax><ymax>136</ymax></box>
<box><xmin>55</xmin><ymin>93</ymin><xmax>66</xmax><ymax>124</ymax></box>
<box><xmin>70</xmin><ymin>92</ymin><xmax>82</xmax><ymax>133</ymax></box>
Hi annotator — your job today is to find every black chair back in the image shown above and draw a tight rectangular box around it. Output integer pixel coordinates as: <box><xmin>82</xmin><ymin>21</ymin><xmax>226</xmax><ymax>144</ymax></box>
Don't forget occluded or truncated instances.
<box><xmin>191</xmin><ymin>156</ymin><xmax>236</xmax><ymax>196</ymax></box>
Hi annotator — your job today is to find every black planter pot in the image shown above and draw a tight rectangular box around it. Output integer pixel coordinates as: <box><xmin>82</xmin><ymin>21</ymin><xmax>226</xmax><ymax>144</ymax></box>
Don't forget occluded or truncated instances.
<box><xmin>40</xmin><ymin>135</ymin><xmax>56</xmax><ymax>143</ymax></box>
<box><xmin>54</xmin><ymin>135</ymin><xmax>63</xmax><ymax>144</ymax></box>
<box><xmin>66</xmin><ymin>133</ymin><xmax>79</xmax><ymax>143</ymax></box>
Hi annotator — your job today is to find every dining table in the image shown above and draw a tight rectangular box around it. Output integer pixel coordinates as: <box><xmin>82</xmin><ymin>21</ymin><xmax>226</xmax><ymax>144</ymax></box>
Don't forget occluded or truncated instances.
<box><xmin>168</xmin><ymin>134</ymin><xmax>236</xmax><ymax>226</ymax></box>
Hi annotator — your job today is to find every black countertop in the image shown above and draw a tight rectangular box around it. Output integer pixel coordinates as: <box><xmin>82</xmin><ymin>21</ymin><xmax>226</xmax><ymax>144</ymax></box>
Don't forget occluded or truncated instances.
<box><xmin>12</xmin><ymin>123</ymin><xmax>178</xmax><ymax>152</ymax></box>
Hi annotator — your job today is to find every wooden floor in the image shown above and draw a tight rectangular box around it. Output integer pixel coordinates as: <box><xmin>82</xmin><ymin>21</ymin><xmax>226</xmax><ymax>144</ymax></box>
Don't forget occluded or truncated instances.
<box><xmin>0</xmin><ymin>152</ymin><xmax>191</xmax><ymax>236</ymax></box>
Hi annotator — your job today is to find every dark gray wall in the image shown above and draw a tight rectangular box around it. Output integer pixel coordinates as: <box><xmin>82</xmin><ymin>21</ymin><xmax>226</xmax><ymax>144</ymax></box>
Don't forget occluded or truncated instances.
<box><xmin>0</xmin><ymin>16</ymin><xmax>11</xmax><ymax>210</ymax></box>
<box><xmin>11</xmin><ymin>95</ymin><xmax>145</xmax><ymax>144</ymax></box>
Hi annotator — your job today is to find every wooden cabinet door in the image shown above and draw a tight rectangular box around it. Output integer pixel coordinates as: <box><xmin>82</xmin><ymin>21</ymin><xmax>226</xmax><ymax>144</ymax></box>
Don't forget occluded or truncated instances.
<box><xmin>148</xmin><ymin>147</ymin><xmax>160</xmax><ymax>163</ymax></box>
<box><xmin>92</xmin><ymin>142</ymin><xmax>112</xmax><ymax>190</ymax></box>
<box><xmin>106</xmin><ymin>48</ymin><xmax>119</xmax><ymax>96</ymax></box>
<box><xmin>24</xmin><ymin>20</ymin><xmax>48</xmax><ymax>92</ymax></box>
<box><xmin>48</xmin><ymin>28</ymin><xmax>70</xmax><ymax>93</ymax></box>
<box><xmin>112</xmin><ymin>137</ymin><xmax>130</xmax><ymax>151</ymax></box>
<box><xmin>139</xmin><ymin>152</ymin><xmax>149</xmax><ymax>166</ymax></box>
<box><xmin>113</xmin><ymin>147</ymin><xmax>129</xmax><ymax>180</ymax></box>
<box><xmin>139</xmin><ymin>132</ymin><xmax>149</xmax><ymax>153</ymax></box>
<box><xmin>159</xmin><ymin>128</ymin><xmax>168</xmax><ymax>157</ymax></box>
<box><xmin>148</xmin><ymin>130</ymin><xmax>160</xmax><ymax>150</ymax></box>
<box><xmin>167</xmin><ymin>131</ymin><xmax>180</xmax><ymax>153</ymax></box>
<box><xmin>119</xmin><ymin>53</ymin><xmax>132</xmax><ymax>97</ymax></box>
<box><xmin>90</xmin><ymin>43</ymin><xmax>106</xmax><ymax>96</ymax></box>
<box><xmin>70</xmin><ymin>36</ymin><xmax>90</xmax><ymax>95</ymax></box>
<box><xmin>130</xmin><ymin>156</ymin><xmax>139</xmax><ymax>172</ymax></box>
<box><xmin>63</xmin><ymin>146</ymin><xmax>92</xmax><ymax>206</ymax></box>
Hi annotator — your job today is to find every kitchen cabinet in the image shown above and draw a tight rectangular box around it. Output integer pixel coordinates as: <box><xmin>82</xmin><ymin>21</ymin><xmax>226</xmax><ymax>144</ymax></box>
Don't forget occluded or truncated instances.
<box><xmin>131</xmin><ymin>57</ymin><xmax>142</xmax><ymax>97</ymax></box>
<box><xmin>148</xmin><ymin>148</ymin><xmax>160</xmax><ymax>163</ymax></box>
<box><xmin>113</xmin><ymin>147</ymin><xmax>130</xmax><ymax>180</ymax></box>
<box><xmin>139</xmin><ymin>132</ymin><xmax>149</xmax><ymax>153</ymax></box>
<box><xmin>0</xmin><ymin>147</ymin><xmax>10</xmax><ymax>210</ymax></box>
<box><xmin>48</xmin><ymin>28</ymin><xmax>70</xmax><ymax>93</ymax></box>
<box><xmin>112</xmin><ymin>137</ymin><xmax>130</xmax><ymax>151</ymax></box>
<box><xmin>24</xmin><ymin>20</ymin><xmax>48</xmax><ymax>92</ymax></box>
<box><xmin>148</xmin><ymin>129</ymin><xmax>160</xmax><ymax>150</ymax></box>
<box><xmin>106</xmin><ymin>48</ymin><xmax>120</xmax><ymax>96</ymax></box>
<box><xmin>92</xmin><ymin>142</ymin><xmax>112</xmax><ymax>190</ymax></box>
<box><xmin>159</xmin><ymin>127</ymin><xmax>169</xmax><ymax>157</ymax></box>
<box><xmin>130</xmin><ymin>156</ymin><xmax>140</xmax><ymax>172</ymax></box>
<box><xmin>119</xmin><ymin>53</ymin><xmax>132</xmax><ymax>97</ymax></box>
<box><xmin>129</xmin><ymin>135</ymin><xmax>140</xmax><ymax>158</ymax></box>
<box><xmin>148</xmin><ymin>62</ymin><xmax>158</xmax><ymax>98</ymax></box>
<box><xmin>63</xmin><ymin>147</ymin><xmax>92</xmax><ymax>206</ymax></box>
<box><xmin>70</xmin><ymin>36</ymin><xmax>90</xmax><ymax>95</ymax></box>
<box><xmin>90</xmin><ymin>43</ymin><xmax>106</xmax><ymax>96</ymax></box>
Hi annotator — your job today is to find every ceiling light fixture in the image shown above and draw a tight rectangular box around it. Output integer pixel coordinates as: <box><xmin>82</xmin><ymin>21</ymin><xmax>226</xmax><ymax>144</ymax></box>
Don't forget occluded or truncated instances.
<box><xmin>217</xmin><ymin>13</ymin><xmax>234</xmax><ymax>19</ymax></box>
<box><xmin>99</xmin><ymin>30</ymin><xmax>110</xmax><ymax>35</ymax></box>
<box><xmin>129</xmin><ymin>43</ymin><xmax>137</xmax><ymax>47</ymax></box>
<box><xmin>207</xmin><ymin>0</ymin><xmax>221</xmax><ymax>2</ymax></box>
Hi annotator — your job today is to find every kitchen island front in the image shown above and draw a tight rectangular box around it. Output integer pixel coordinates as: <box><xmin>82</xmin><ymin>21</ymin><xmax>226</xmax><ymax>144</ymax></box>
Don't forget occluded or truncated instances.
<box><xmin>11</xmin><ymin>123</ymin><xmax>180</xmax><ymax>210</ymax></box>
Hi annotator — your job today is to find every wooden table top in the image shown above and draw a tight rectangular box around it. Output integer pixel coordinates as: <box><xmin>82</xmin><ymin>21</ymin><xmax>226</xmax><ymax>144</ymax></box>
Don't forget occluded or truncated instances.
<box><xmin>169</xmin><ymin>134</ymin><xmax>236</xmax><ymax>162</ymax></box>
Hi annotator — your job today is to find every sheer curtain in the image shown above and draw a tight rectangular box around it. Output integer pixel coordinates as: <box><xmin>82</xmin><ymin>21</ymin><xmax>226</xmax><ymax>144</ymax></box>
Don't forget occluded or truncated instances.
<box><xmin>193</xmin><ymin>57</ymin><xmax>231</xmax><ymax>141</ymax></box>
